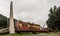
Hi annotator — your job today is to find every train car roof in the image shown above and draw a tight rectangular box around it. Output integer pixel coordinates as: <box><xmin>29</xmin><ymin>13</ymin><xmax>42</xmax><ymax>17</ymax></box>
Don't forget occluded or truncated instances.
<box><xmin>17</xmin><ymin>20</ymin><xmax>40</xmax><ymax>26</ymax></box>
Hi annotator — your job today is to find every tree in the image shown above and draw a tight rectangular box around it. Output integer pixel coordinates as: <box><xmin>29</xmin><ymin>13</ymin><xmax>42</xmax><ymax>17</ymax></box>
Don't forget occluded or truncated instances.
<box><xmin>0</xmin><ymin>14</ymin><xmax>17</xmax><ymax>29</ymax></box>
<box><xmin>0</xmin><ymin>14</ymin><xmax>7</xmax><ymax>28</ymax></box>
<box><xmin>46</xmin><ymin>6</ymin><xmax>60</xmax><ymax>32</ymax></box>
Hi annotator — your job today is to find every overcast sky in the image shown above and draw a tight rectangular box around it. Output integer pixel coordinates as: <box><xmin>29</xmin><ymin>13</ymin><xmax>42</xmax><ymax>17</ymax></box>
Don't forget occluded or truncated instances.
<box><xmin>0</xmin><ymin>0</ymin><xmax>60</xmax><ymax>28</ymax></box>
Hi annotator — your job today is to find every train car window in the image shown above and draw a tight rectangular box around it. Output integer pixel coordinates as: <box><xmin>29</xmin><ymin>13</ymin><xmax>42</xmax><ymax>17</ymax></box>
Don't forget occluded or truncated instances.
<box><xmin>25</xmin><ymin>25</ymin><xmax>27</xmax><ymax>26</ymax></box>
<box><xmin>22</xmin><ymin>24</ymin><xmax>24</xmax><ymax>26</ymax></box>
<box><xmin>22</xmin><ymin>24</ymin><xmax>27</xmax><ymax>26</ymax></box>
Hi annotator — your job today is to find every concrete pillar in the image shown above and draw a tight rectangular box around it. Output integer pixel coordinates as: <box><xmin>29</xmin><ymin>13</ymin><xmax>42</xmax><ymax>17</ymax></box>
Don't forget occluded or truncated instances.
<box><xmin>9</xmin><ymin>1</ymin><xmax>15</xmax><ymax>34</ymax></box>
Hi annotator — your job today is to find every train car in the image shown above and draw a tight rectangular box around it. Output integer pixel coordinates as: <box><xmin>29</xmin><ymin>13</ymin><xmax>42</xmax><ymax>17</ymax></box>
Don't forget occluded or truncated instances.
<box><xmin>15</xmin><ymin>20</ymin><xmax>48</xmax><ymax>33</ymax></box>
<box><xmin>15</xmin><ymin>20</ymin><xmax>40</xmax><ymax>32</ymax></box>
<box><xmin>15</xmin><ymin>21</ymin><xmax>29</xmax><ymax>31</ymax></box>
<box><xmin>40</xmin><ymin>28</ymin><xmax>48</xmax><ymax>32</ymax></box>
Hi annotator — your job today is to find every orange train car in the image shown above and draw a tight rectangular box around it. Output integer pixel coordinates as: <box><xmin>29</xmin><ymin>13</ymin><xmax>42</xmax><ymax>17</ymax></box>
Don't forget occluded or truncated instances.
<box><xmin>15</xmin><ymin>20</ymin><xmax>40</xmax><ymax>32</ymax></box>
<box><xmin>15</xmin><ymin>20</ymin><xmax>48</xmax><ymax>32</ymax></box>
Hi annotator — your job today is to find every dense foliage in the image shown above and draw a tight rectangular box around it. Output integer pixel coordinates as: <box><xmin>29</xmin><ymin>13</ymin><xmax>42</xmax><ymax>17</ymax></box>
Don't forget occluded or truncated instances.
<box><xmin>0</xmin><ymin>14</ymin><xmax>17</xmax><ymax>29</ymax></box>
<box><xmin>0</xmin><ymin>14</ymin><xmax>7</xmax><ymax>28</ymax></box>
<box><xmin>46</xmin><ymin>6</ymin><xmax>60</xmax><ymax>32</ymax></box>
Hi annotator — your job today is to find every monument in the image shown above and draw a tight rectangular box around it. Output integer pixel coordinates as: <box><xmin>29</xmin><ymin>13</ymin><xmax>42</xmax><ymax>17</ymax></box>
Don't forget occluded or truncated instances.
<box><xmin>9</xmin><ymin>1</ymin><xmax>15</xmax><ymax>34</ymax></box>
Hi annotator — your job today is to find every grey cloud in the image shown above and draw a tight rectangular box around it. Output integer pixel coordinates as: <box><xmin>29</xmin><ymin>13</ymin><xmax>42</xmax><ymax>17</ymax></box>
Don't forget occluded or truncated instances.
<box><xmin>0</xmin><ymin>0</ymin><xmax>60</xmax><ymax>28</ymax></box>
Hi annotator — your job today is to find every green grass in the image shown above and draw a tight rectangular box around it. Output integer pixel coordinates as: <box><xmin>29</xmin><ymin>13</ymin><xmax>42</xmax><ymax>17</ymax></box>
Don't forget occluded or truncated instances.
<box><xmin>0</xmin><ymin>34</ymin><xmax>36</xmax><ymax>36</ymax></box>
<box><xmin>0</xmin><ymin>32</ymin><xmax>36</xmax><ymax>36</ymax></box>
<box><xmin>0</xmin><ymin>32</ymin><xmax>60</xmax><ymax>36</ymax></box>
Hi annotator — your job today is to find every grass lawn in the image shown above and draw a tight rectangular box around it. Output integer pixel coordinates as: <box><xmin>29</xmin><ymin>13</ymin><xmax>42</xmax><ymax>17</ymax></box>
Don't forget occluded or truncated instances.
<box><xmin>0</xmin><ymin>32</ymin><xmax>60</xmax><ymax>36</ymax></box>
<box><xmin>0</xmin><ymin>34</ymin><xmax>36</xmax><ymax>36</ymax></box>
